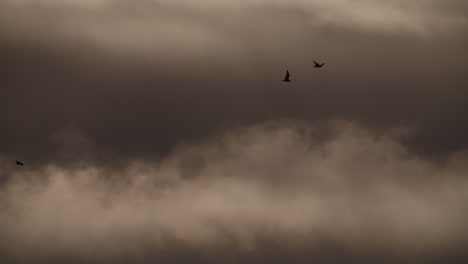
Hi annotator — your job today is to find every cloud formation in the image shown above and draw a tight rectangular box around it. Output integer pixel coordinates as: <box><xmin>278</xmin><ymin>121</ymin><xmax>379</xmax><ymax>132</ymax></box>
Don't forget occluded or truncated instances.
<box><xmin>1</xmin><ymin>1</ymin><xmax>467</xmax><ymax>260</ymax></box>
<box><xmin>1</xmin><ymin>121</ymin><xmax>467</xmax><ymax>263</ymax></box>
<box><xmin>4</xmin><ymin>0</ymin><xmax>468</xmax><ymax>36</ymax></box>
<box><xmin>1</xmin><ymin>0</ymin><xmax>467</xmax><ymax>62</ymax></box>
<box><xmin>1</xmin><ymin>0</ymin><xmax>467</xmax><ymax>162</ymax></box>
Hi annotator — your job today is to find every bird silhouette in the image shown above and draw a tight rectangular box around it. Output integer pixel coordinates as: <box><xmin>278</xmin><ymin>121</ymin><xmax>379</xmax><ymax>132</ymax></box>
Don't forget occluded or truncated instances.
<box><xmin>313</xmin><ymin>61</ymin><xmax>325</xmax><ymax>68</ymax></box>
<box><xmin>15</xmin><ymin>160</ymin><xmax>24</xmax><ymax>166</ymax></box>
<box><xmin>282</xmin><ymin>70</ymin><xmax>291</xmax><ymax>82</ymax></box>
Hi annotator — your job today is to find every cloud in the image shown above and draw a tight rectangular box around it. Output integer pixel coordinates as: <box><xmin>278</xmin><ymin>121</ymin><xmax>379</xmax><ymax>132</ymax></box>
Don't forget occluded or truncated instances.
<box><xmin>1</xmin><ymin>0</ymin><xmax>467</xmax><ymax>162</ymax></box>
<box><xmin>1</xmin><ymin>120</ymin><xmax>467</xmax><ymax>263</ymax></box>
<box><xmin>1</xmin><ymin>0</ymin><xmax>467</xmax><ymax>55</ymax></box>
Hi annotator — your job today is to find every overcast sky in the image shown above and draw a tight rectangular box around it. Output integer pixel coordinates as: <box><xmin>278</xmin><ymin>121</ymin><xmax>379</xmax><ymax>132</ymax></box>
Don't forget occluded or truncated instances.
<box><xmin>1</xmin><ymin>0</ymin><xmax>468</xmax><ymax>263</ymax></box>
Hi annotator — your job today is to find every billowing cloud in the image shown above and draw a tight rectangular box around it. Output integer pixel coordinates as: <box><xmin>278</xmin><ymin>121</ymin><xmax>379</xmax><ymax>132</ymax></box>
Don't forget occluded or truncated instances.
<box><xmin>1</xmin><ymin>121</ymin><xmax>467</xmax><ymax>263</ymax></box>
<box><xmin>1</xmin><ymin>1</ymin><xmax>467</xmax><ymax>261</ymax></box>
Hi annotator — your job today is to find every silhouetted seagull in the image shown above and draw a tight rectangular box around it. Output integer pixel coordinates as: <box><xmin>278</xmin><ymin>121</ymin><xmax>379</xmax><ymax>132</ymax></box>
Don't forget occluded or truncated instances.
<box><xmin>15</xmin><ymin>160</ymin><xmax>24</xmax><ymax>166</ymax></box>
<box><xmin>313</xmin><ymin>61</ymin><xmax>325</xmax><ymax>68</ymax></box>
<box><xmin>282</xmin><ymin>70</ymin><xmax>291</xmax><ymax>82</ymax></box>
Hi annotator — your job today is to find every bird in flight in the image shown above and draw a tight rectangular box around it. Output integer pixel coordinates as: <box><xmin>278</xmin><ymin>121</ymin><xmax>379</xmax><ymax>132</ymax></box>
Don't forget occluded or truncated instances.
<box><xmin>15</xmin><ymin>160</ymin><xmax>24</xmax><ymax>166</ymax></box>
<box><xmin>313</xmin><ymin>61</ymin><xmax>325</xmax><ymax>68</ymax></box>
<box><xmin>282</xmin><ymin>70</ymin><xmax>291</xmax><ymax>82</ymax></box>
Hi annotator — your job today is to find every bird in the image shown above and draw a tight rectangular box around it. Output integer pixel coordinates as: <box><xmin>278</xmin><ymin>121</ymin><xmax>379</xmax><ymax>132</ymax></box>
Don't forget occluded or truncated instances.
<box><xmin>313</xmin><ymin>60</ymin><xmax>325</xmax><ymax>68</ymax></box>
<box><xmin>282</xmin><ymin>70</ymin><xmax>291</xmax><ymax>82</ymax></box>
<box><xmin>15</xmin><ymin>160</ymin><xmax>24</xmax><ymax>166</ymax></box>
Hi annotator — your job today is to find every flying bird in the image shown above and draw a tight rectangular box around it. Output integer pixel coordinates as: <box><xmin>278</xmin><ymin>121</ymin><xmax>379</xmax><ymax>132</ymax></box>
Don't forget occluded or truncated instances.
<box><xmin>313</xmin><ymin>61</ymin><xmax>325</xmax><ymax>68</ymax></box>
<box><xmin>282</xmin><ymin>70</ymin><xmax>291</xmax><ymax>82</ymax></box>
<box><xmin>15</xmin><ymin>160</ymin><xmax>24</xmax><ymax>166</ymax></box>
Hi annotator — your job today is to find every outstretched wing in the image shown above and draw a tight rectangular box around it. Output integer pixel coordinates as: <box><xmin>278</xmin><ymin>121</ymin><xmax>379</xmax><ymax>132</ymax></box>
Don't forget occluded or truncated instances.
<box><xmin>285</xmin><ymin>70</ymin><xmax>290</xmax><ymax>79</ymax></box>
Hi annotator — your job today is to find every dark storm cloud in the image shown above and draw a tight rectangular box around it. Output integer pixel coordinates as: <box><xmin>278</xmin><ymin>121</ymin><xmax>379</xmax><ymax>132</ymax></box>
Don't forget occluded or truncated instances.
<box><xmin>1</xmin><ymin>121</ymin><xmax>468</xmax><ymax>263</ymax></box>
<box><xmin>1</xmin><ymin>0</ymin><xmax>467</xmax><ymax>163</ymax></box>
<box><xmin>0</xmin><ymin>3</ymin><xmax>468</xmax><ymax>262</ymax></box>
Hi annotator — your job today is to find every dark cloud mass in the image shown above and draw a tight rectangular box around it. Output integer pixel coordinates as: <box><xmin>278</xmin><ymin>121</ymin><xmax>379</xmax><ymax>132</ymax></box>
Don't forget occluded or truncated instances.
<box><xmin>1</xmin><ymin>0</ymin><xmax>468</xmax><ymax>263</ymax></box>
<box><xmin>1</xmin><ymin>121</ymin><xmax>468</xmax><ymax>263</ymax></box>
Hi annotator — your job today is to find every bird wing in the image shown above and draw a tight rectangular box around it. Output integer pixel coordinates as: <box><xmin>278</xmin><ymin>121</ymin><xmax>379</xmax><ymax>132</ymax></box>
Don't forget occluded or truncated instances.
<box><xmin>313</xmin><ymin>61</ymin><xmax>319</xmax><ymax>66</ymax></box>
<box><xmin>285</xmin><ymin>70</ymin><xmax>290</xmax><ymax>78</ymax></box>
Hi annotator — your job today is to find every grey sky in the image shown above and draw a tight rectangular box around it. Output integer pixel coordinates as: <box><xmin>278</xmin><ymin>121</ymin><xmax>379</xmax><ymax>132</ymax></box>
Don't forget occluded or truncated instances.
<box><xmin>0</xmin><ymin>1</ymin><xmax>467</xmax><ymax>263</ymax></box>
<box><xmin>1</xmin><ymin>0</ymin><xmax>467</xmax><ymax>163</ymax></box>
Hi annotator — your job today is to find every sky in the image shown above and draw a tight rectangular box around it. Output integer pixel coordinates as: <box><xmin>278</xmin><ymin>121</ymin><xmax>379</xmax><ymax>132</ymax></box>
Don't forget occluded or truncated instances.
<box><xmin>0</xmin><ymin>0</ymin><xmax>468</xmax><ymax>263</ymax></box>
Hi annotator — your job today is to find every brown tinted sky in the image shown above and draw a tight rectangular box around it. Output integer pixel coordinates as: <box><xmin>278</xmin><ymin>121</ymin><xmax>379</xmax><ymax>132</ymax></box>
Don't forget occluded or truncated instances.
<box><xmin>1</xmin><ymin>0</ymin><xmax>467</xmax><ymax>162</ymax></box>
<box><xmin>0</xmin><ymin>1</ymin><xmax>468</xmax><ymax>263</ymax></box>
